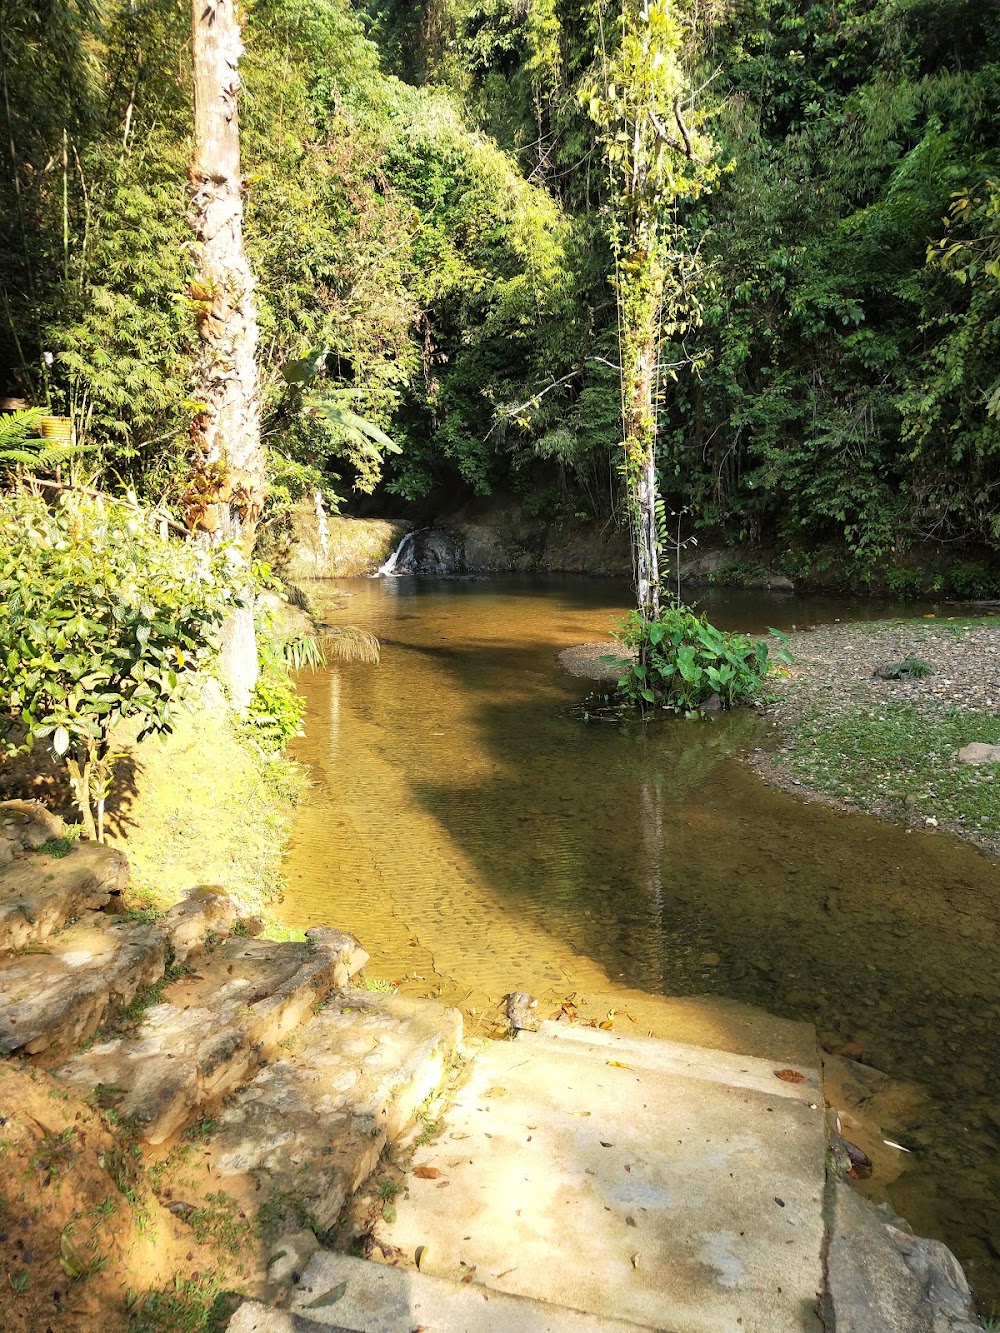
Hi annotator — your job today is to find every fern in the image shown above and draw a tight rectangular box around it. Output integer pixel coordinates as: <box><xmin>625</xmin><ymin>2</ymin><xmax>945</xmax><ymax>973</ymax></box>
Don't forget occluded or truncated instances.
<box><xmin>0</xmin><ymin>408</ymin><xmax>45</xmax><ymax>452</ymax></box>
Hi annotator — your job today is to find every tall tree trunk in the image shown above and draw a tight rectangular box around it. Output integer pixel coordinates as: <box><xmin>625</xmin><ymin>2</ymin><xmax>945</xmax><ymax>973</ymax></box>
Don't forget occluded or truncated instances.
<box><xmin>188</xmin><ymin>0</ymin><xmax>262</xmax><ymax>706</ymax></box>
<box><xmin>626</xmin><ymin>329</ymin><xmax>661</xmax><ymax>622</ymax></box>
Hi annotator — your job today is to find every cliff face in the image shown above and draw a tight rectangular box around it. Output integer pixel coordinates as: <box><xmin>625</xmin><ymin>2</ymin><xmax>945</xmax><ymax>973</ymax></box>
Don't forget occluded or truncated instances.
<box><xmin>279</xmin><ymin>503</ymin><xmax>412</xmax><ymax>580</ymax></box>
<box><xmin>279</xmin><ymin>499</ymin><xmax>634</xmax><ymax>579</ymax></box>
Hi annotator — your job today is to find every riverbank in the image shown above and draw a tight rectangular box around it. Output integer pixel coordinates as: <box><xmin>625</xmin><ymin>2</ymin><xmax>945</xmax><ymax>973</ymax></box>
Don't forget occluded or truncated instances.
<box><xmin>749</xmin><ymin>616</ymin><xmax>1000</xmax><ymax>857</ymax></box>
<box><xmin>557</xmin><ymin>614</ymin><xmax>1000</xmax><ymax>858</ymax></box>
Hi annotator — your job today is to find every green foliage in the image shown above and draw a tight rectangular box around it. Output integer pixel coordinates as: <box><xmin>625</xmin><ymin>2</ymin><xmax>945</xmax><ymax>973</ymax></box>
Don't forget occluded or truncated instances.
<box><xmin>34</xmin><ymin>835</ymin><xmax>78</xmax><ymax>858</ymax></box>
<box><xmin>126</xmin><ymin>1275</ymin><xmax>235</xmax><ymax>1333</ymax></box>
<box><xmin>4</xmin><ymin>0</ymin><xmax>1000</xmax><ymax>589</ymax></box>
<box><xmin>244</xmin><ymin>668</ymin><xmax>306</xmax><ymax>756</ymax></box>
<box><xmin>878</xmin><ymin>656</ymin><xmax>933</xmax><ymax>680</ymax></box>
<box><xmin>0</xmin><ymin>491</ymin><xmax>243</xmax><ymax>838</ymax></box>
<box><xmin>779</xmin><ymin>701</ymin><xmax>1000</xmax><ymax>835</ymax></box>
<box><xmin>614</xmin><ymin>605</ymin><xmax>789</xmax><ymax>713</ymax></box>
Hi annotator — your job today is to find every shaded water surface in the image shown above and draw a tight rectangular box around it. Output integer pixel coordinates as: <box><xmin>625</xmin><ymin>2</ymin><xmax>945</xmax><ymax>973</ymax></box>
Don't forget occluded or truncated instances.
<box><xmin>283</xmin><ymin>576</ymin><xmax>1000</xmax><ymax>1309</ymax></box>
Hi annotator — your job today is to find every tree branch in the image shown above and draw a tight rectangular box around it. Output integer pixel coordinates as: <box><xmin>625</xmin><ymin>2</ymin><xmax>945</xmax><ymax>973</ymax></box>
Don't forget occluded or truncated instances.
<box><xmin>26</xmin><ymin>477</ymin><xmax>188</xmax><ymax>535</ymax></box>
<box><xmin>673</xmin><ymin>97</ymin><xmax>694</xmax><ymax>160</ymax></box>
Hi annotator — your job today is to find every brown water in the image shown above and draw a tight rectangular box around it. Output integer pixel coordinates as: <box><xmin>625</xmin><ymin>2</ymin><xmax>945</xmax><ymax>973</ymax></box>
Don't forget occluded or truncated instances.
<box><xmin>283</xmin><ymin>575</ymin><xmax>1000</xmax><ymax>1311</ymax></box>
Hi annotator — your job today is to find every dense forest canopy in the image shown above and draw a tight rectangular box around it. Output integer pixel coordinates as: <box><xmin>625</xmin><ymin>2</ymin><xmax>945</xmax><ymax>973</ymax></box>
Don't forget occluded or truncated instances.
<box><xmin>2</xmin><ymin>0</ymin><xmax>1000</xmax><ymax>591</ymax></box>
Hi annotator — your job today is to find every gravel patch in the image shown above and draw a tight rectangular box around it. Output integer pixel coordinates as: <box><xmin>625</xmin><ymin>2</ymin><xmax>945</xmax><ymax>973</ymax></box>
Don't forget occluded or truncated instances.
<box><xmin>557</xmin><ymin>642</ymin><xmax>631</xmax><ymax>681</ymax></box>
<box><xmin>751</xmin><ymin>618</ymin><xmax>1000</xmax><ymax>854</ymax></box>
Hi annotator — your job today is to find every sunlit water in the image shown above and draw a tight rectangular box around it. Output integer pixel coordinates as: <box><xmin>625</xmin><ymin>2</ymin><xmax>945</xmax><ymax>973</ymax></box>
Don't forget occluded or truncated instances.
<box><xmin>282</xmin><ymin>575</ymin><xmax>1000</xmax><ymax>1310</ymax></box>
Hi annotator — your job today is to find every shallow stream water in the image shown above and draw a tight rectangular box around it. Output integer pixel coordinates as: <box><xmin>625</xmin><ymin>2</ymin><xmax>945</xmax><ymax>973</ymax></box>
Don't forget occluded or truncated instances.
<box><xmin>283</xmin><ymin>576</ymin><xmax>1000</xmax><ymax>1312</ymax></box>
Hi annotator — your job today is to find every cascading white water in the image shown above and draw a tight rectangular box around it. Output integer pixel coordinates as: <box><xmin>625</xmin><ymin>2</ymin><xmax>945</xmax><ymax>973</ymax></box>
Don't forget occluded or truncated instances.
<box><xmin>374</xmin><ymin>529</ymin><xmax>421</xmax><ymax>577</ymax></box>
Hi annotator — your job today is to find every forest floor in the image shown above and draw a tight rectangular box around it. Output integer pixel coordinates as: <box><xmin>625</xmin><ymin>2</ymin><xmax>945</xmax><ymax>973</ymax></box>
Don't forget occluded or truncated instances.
<box><xmin>750</xmin><ymin>616</ymin><xmax>1000</xmax><ymax>857</ymax></box>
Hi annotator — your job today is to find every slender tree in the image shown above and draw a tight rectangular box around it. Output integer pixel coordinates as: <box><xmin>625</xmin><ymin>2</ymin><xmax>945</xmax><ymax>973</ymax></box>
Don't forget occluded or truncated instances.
<box><xmin>187</xmin><ymin>0</ymin><xmax>264</xmax><ymax>701</ymax></box>
<box><xmin>188</xmin><ymin>0</ymin><xmax>263</xmax><ymax>541</ymax></box>
<box><xmin>586</xmin><ymin>0</ymin><xmax>716</xmax><ymax>622</ymax></box>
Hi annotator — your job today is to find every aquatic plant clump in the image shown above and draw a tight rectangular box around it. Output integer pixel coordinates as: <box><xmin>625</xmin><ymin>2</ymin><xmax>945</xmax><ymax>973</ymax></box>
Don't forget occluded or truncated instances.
<box><xmin>614</xmin><ymin>604</ymin><xmax>791</xmax><ymax>714</ymax></box>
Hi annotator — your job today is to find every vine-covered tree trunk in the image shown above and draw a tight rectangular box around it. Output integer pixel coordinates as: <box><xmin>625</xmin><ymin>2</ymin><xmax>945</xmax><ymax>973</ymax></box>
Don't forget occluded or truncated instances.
<box><xmin>188</xmin><ymin>0</ymin><xmax>262</xmax><ymax>705</ymax></box>
<box><xmin>588</xmin><ymin>0</ymin><xmax>717</xmax><ymax>630</ymax></box>
<box><xmin>626</xmin><ymin>327</ymin><xmax>661</xmax><ymax>621</ymax></box>
<box><xmin>188</xmin><ymin>0</ymin><xmax>263</xmax><ymax>539</ymax></box>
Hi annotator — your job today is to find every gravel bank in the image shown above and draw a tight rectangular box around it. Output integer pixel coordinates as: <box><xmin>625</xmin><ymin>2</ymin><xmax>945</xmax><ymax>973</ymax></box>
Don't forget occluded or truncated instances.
<box><xmin>750</xmin><ymin>618</ymin><xmax>1000</xmax><ymax>855</ymax></box>
<box><xmin>556</xmin><ymin>642</ymin><xmax>630</xmax><ymax>681</ymax></box>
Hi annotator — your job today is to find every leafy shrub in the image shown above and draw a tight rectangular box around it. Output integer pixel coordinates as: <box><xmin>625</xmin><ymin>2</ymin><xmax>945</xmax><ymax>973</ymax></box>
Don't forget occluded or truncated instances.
<box><xmin>614</xmin><ymin>604</ymin><xmax>790</xmax><ymax>714</ymax></box>
<box><xmin>948</xmin><ymin>563</ymin><xmax>996</xmax><ymax>600</ymax></box>
<box><xmin>243</xmin><ymin>663</ymin><xmax>307</xmax><ymax>754</ymax></box>
<box><xmin>0</xmin><ymin>491</ymin><xmax>245</xmax><ymax>839</ymax></box>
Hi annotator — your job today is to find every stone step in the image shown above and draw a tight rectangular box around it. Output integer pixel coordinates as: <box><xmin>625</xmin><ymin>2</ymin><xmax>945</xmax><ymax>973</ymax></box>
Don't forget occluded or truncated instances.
<box><xmin>0</xmin><ymin>911</ymin><xmax>167</xmax><ymax>1057</ymax></box>
<box><xmin>165</xmin><ymin>989</ymin><xmax>462</xmax><ymax>1232</ymax></box>
<box><xmin>229</xmin><ymin>1252</ymin><xmax>650</xmax><ymax>1332</ymax></box>
<box><xmin>0</xmin><ymin>840</ymin><xmax>128</xmax><ymax>952</ymax></box>
<box><xmin>371</xmin><ymin>1022</ymin><xmax>827</xmax><ymax>1333</ymax></box>
<box><xmin>52</xmin><ymin>927</ymin><xmax>367</xmax><ymax>1143</ymax></box>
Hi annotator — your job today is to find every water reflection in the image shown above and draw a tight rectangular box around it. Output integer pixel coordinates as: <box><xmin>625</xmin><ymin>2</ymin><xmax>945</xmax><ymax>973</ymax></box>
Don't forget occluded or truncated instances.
<box><xmin>284</xmin><ymin>576</ymin><xmax>1000</xmax><ymax>1310</ymax></box>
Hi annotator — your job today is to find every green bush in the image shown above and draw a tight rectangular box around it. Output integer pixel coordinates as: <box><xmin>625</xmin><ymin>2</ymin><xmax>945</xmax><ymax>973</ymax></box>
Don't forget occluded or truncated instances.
<box><xmin>0</xmin><ymin>490</ymin><xmax>245</xmax><ymax>839</ymax></box>
<box><xmin>614</xmin><ymin>604</ymin><xmax>790</xmax><ymax>715</ymax></box>
<box><xmin>243</xmin><ymin>662</ymin><xmax>307</xmax><ymax>754</ymax></box>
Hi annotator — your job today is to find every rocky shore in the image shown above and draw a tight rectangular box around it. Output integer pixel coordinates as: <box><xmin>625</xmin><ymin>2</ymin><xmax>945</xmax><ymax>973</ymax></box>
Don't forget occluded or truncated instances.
<box><xmin>555</xmin><ymin>615</ymin><xmax>1000</xmax><ymax>857</ymax></box>
<box><xmin>750</xmin><ymin>617</ymin><xmax>1000</xmax><ymax>856</ymax></box>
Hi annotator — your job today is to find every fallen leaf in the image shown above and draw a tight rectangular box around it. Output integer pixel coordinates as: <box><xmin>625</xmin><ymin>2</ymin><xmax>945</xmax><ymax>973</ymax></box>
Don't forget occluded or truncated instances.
<box><xmin>570</xmin><ymin>1111</ymin><xmax>592</xmax><ymax>1117</ymax></box>
<box><xmin>461</xmin><ymin>1270</ymin><xmax>476</xmax><ymax>1283</ymax></box>
<box><xmin>599</xmin><ymin>1020</ymin><xmax>614</xmax><ymax>1030</ymax></box>
<box><xmin>774</xmin><ymin>1069</ymin><xmax>806</xmax><ymax>1083</ymax></box>
<box><xmin>382</xmin><ymin>1202</ymin><xmax>397</xmax><ymax>1224</ymax></box>
<box><xmin>630</xmin><ymin>1252</ymin><xmax>640</xmax><ymax>1268</ymax></box>
<box><xmin>304</xmin><ymin>1281</ymin><xmax>347</xmax><ymax>1308</ymax></box>
<box><xmin>266</xmin><ymin>1249</ymin><xmax>288</xmax><ymax>1268</ymax></box>
<box><xmin>600</xmin><ymin>1141</ymin><xmax>614</xmax><ymax>1148</ymax></box>
<box><xmin>607</xmin><ymin>1060</ymin><xmax>631</xmax><ymax>1069</ymax></box>
<box><xmin>413</xmin><ymin>1167</ymin><xmax>440</xmax><ymax>1179</ymax></box>
<box><xmin>59</xmin><ymin>1230</ymin><xmax>86</xmax><ymax>1278</ymax></box>
<box><xmin>415</xmin><ymin>1245</ymin><xmax>428</xmax><ymax>1270</ymax></box>
<box><xmin>774</xmin><ymin>1197</ymin><xmax>785</xmax><ymax>1208</ymax></box>
<box><xmin>626</xmin><ymin>1216</ymin><xmax>637</xmax><ymax>1227</ymax></box>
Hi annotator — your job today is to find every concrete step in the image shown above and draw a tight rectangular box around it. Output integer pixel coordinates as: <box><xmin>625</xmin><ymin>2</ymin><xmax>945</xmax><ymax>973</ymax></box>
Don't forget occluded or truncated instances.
<box><xmin>229</xmin><ymin>1252</ymin><xmax>650</xmax><ymax>1332</ymax></box>
<box><xmin>0</xmin><ymin>911</ymin><xmax>166</xmax><ymax>1056</ymax></box>
<box><xmin>52</xmin><ymin>928</ymin><xmax>367</xmax><ymax>1143</ymax></box>
<box><xmin>163</xmin><ymin>989</ymin><xmax>463</xmax><ymax>1232</ymax></box>
<box><xmin>0</xmin><ymin>840</ymin><xmax>128</xmax><ymax>951</ymax></box>
<box><xmin>371</xmin><ymin>1022</ymin><xmax>827</xmax><ymax>1333</ymax></box>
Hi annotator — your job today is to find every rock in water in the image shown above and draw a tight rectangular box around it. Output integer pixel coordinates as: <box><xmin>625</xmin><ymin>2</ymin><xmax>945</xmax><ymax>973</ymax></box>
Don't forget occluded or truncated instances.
<box><xmin>503</xmin><ymin>991</ymin><xmax>539</xmax><ymax>1037</ymax></box>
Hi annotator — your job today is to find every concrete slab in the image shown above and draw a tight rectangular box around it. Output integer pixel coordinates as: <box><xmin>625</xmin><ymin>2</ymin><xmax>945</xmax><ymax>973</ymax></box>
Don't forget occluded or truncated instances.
<box><xmin>374</xmin><ymin>1026</ymin><xmax>827</xmax><ymax>1333</ymax></box>
<box><xmin>279</xmin><ymin>1251</ymin><xmax>653</xmax><ymax>1331</ymax></box>
<box><xmin>824</xmin><ymin>1178</ymin><xmax>980</xmax><ymax>1333</ymax></box>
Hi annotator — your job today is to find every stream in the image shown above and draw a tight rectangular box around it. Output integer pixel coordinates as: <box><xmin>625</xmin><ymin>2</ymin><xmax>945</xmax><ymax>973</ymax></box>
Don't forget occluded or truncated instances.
<box><xmin>282</xmin><ymin>575</ymin><xmax>1000</xmax><ymax>1313</ymax></box>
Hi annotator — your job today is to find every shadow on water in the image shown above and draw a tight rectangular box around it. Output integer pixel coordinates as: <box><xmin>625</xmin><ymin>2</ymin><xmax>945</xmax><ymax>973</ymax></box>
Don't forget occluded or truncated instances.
<box><xmin>285</xmin><ymin>575</ymin><xmax>1000</xmax><ymax>1311</ymax></box>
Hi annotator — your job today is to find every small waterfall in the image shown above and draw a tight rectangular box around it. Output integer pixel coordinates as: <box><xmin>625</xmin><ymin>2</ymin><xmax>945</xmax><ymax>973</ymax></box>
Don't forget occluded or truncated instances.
<box><xmin>374</xmin><ymin>528</ymin><xmax>421</xmax><ymax>577</ymax></box>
